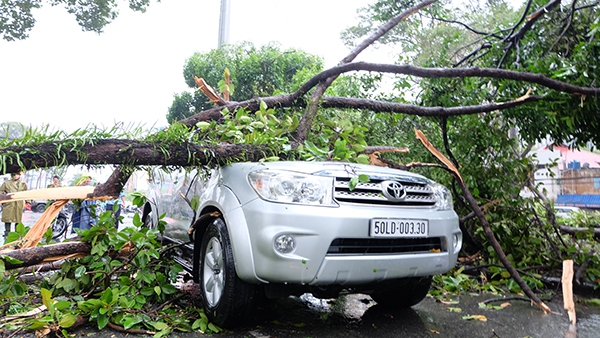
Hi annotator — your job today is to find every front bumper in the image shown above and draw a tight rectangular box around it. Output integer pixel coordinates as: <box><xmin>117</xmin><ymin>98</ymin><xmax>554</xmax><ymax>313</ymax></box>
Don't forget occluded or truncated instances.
<box><xmin>228</xmin><ymin>198</ymin><xmax>462</xmax><ymax>285</ymax></box>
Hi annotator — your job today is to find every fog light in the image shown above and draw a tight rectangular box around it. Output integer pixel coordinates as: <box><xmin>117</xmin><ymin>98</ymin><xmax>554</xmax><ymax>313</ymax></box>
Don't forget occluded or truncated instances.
<box><xmin>274</xmin><ymin>234</ymin><xmax>296</xmax><ymax>254</ymax></box>
<box><xmin>453</xmin><ymin>233</ymin><xmax>462</xmax><ymax>252</ymax></box>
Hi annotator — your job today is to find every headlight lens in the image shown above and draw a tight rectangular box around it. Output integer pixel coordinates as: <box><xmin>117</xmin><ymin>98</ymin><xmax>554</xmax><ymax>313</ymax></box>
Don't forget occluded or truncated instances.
<box><xmin>431</xmin><ymin>183</ymin><xmax>454</xmax><ymax>211</ymax></box>
<box><xmin>248</xmin><ymin>170</ymin><xmax>336</xmax><ymax>206</ymax></box>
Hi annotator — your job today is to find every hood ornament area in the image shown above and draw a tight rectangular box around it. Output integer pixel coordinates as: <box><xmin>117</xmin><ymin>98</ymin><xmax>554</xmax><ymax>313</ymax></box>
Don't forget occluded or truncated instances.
<box><xmin>381</xmin><ymin>180</ymin><xmax>407</xmax><ymax>201</ymax></box>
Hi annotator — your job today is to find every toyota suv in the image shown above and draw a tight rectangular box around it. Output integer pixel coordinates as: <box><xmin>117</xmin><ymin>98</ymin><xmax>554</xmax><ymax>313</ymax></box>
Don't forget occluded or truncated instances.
<box><xmin>142</xmin><ymin>161</ymin><xmax>462</xmax><ymax>327</ymax></box>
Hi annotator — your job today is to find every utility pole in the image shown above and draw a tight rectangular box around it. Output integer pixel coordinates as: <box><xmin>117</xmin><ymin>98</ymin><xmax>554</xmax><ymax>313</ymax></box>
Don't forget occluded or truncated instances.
<box><xmin>218</xmin><ymin>0</ymin><xmax>231</xmax><ymax>48</ymax></box>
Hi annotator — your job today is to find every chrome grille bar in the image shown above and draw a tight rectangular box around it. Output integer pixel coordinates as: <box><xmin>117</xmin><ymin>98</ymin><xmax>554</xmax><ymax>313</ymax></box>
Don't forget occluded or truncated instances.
<box><xmin>334</xmin><ymin>177</ymin><xmax>436</xmax><ymax>206</ymax></box>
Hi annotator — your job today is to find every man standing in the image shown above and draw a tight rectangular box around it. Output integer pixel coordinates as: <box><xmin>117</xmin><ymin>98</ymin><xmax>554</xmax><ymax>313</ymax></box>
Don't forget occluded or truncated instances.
<box><xmin>0</xmin><ymin>171</ymin><xmax>28</xmax><ymax>238</ymax></box>
<box><xmin>47</xmin><ymin>175</ymin><xmax>61</xmax><ymax>188</ymax></box>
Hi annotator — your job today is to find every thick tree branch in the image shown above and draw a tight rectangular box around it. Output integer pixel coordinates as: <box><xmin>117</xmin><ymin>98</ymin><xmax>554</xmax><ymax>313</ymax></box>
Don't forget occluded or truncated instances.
<box><xmin>177</xmin><ymin>58</ymin><xmax>599</xmax><ymax>130</ymax></box>
<box><xmin>1</xmin><ymin>242</ymin><xmax>92</xmax><ymax>270</ymax></box>
<box><xmin>307</xmin><ymin>62</ymin><xmax>600</xmax><ymax>96</ymax></box>
<box><xmin>1</xmin><ymin>139</ymin><xmax>273</xmax><ymax>173</ymax></box>
<box><xmin>559</xmin><ymin>225</ymin><xmax>600</xmax><ymax>239</ymax></box>
<box><xmin>321</xmin><ymin>95</ymin><xmax>543</xmax><ymax>116</ymax></box>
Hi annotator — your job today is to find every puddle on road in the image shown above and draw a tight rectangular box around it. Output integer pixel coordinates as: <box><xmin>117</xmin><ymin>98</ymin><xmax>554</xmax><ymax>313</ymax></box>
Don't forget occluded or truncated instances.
<box><xmin>299</xmin><ymin>293</ymin><xmax>376</xmax><ymax>320</ymax></box>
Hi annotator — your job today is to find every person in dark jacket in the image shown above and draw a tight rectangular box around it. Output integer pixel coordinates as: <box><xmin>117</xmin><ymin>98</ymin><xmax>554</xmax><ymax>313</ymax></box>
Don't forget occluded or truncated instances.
<box><xmin>70</xmin><ymin>175</ymin><xmax>97</xmax><ymax>234</ymax></box>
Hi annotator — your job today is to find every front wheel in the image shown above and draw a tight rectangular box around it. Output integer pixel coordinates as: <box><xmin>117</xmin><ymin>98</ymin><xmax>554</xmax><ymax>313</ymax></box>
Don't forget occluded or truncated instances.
<box><xmin>370</xmin><ymin>276</ymin><xmax>432</xmax><ymax>309</ymax></box>
<box><xmin>142</xmin><ymin>209</ymin><xmax>154</xmax><ymax>229</ymax></box>
<box><xmin>34</xmin><ymin>203</ymin><xmax>46</xmax><ymax>213</ymax></box>
<box><xmin>199</xmin><ymin>218</ymin><xmax>260</xmax><ymax>327</ymax></box>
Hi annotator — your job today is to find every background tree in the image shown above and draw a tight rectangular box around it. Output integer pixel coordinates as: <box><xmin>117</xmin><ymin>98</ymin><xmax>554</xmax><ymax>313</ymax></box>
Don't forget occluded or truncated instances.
<box><xmin>0</xmin><ymin>0</ymin><xmax>157</xmax><ymax>41</ymax></box>
<box><xmin>342</xmin><ymin>0</ymin><xmax>600</xmax><ymax>296</ymax></box>
<box><xmin>167</xmin><ymin>42</ymin><xmax>325</xmax><ymax>123</ymax></box>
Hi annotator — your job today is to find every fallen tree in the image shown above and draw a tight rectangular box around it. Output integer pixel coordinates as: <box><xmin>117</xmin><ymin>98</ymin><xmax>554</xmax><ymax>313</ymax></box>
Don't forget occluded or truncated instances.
<box><xmin>1</xmin><ymin>0</ymin><xmax>600</xmax><ymax>328</ymax></box>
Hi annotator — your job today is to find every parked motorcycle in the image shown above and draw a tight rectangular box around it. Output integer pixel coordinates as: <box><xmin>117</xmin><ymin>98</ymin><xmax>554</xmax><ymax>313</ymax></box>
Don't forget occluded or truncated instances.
<box><xmin>51</xmin><ymin>208</ymin><xmax>70</xmax><ymax>240</ymax></box>
<box><xmin>123</xmin><ymin>205</ymin><xmax>140</xmax><ymax>214</ymax></box>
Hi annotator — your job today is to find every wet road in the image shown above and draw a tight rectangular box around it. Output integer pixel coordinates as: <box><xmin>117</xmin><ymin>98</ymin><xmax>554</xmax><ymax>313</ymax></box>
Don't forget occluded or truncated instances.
<box><xmin>210</xmin><ymin>292</ymin><xmax>599</xmax><ymax>338</ymax></box>
<box><xmin>54</xmin><ymin>291</ymin><xmax>600</xmax><ymax>338</ymax></box>
<box><xmin>9</xmin><ymin>211</ymin><xmax>600</xmax><ymax>337</ymax></box>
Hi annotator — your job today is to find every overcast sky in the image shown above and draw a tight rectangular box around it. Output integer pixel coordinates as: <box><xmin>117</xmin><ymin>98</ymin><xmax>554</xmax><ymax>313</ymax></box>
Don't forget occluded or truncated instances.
<box><xmin>0</xmin><ymin>0</ymin><xmax>386</xmax><ymax>133</ymax></box>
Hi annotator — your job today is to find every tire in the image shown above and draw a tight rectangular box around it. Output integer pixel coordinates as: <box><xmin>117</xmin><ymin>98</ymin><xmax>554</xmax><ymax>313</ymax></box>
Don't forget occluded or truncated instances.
<box><xmin>370</xmin><ymin>277</ymin><xmax>432</xmax><ymax>309</ymax></box>
<box><xmin>52</xmin><ymin>216</ymin><xmax>68</xmax><ymax>239</ymax></box>
<box><xmin>142</xmin><ymin>209</ymin><xmax>154</xmax><ymax>229</ymax></box>
<box><xmin>34</xmin><ymin>203</ymin><xmax>46</xmax><ymax>213</ymax></box>
<box><xmin>199</xmin><ymin>218</ymin><xmax>260</xmax><ymax>327</ymax></box>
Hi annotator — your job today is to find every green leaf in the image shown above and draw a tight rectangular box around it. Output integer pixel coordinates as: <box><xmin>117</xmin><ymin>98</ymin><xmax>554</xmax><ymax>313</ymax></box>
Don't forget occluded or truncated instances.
<box><xmin>161</xmin><ymin>284</ymin><xmax>177</xmax><ymax>295</ymax></box>
<box><xmin>29</xmin><ymin>320</ymin><xmax>50</xmax><ymax>330</ymax></box>
<box><xmin>207</xmin><ymin>322</ymin><xmax>221</xmax><ymax>333</ymax></box>
<box><xmin>154</xmin><ymin>286</ymin><xmax>162</xmax><ymax>296</ymax></box>
<box><xmin>101</xmin><ymin>288</ymin><xmax>114</xmax><ymax>304</ymax></box>
<box><xmin>152</xmin><ymin>321</ymin><xmax>169</xmax><ymax>330</ymax></box>
<box><xmin>122</xmin><ymin>315</ymin><xmax>144</xmax><ymax>330</ymax></box>
<box><xmin>55</xmin><ymin>300</ymin><xmax>71</xmax><ymax>311</ymax></box>
<box><xmin>259</xmin><ymin>100</ymin><xmax>268</xmax><ymax>111</ymax></box>
<box><xmin>97</xmin><ymin>314</ymin><xmax>109</xmax><ymax>329</ymax></box>
<box><xmin>140</xmin><ymin>287</ymin><xmax>154</xmax><ymax>296</ymax></box>
<box><xmin>192</xmin><ymin>318</ymin><xmax>207</xmax><ymax>331</ymax></box>
<box><xmin>16</xmin><ymin>222</ymin><xmax>25</xmax><ymax>234</ymax></box>
<box><xmin>196</xmin><ymin>121</ymin><xmax>211</xmax><ymax>131</ymax></box>
<box><xmin>40</xmin><ymin>288</ymin><xmax>54</xmax><ymax>316</ymax></box>
<box><xmin>583</xmin><ymin>298</ymin><xmax>600</xmax><ymax>306</ymax></box>
<box><xmin>2</xmin><ymin>255</ymin><xmax>23</xmax><ymax>265</ymax></box>
<box><xmin>61</xmin><ymin>278</ymin><xmax>78</xmax><ymax>292</ymax></box>
<box><xmin>349</xmin><ymin>177</ymin><xmax>359</xmax><ymax>191</ymax></box>
<box><xmin>74</xmin><ymin>266</ymin><xmax>87</xmax><ymax>279</ymax></box>
<box><xmin>59</xmin><ymin>314</ymin><xmax>77</xmax><ymax>328</ymax></box>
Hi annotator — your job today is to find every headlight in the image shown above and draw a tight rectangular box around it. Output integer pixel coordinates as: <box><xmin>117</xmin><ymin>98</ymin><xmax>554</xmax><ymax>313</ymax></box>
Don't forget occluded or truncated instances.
<box><xmin>431</xmin><ymin>183</ymin><xmax>454</xmax><ymax>211</ymax></box>
<box><xmin>248</xmin><ymin>170</ymin><xmax>336</xmax><ymax>206</ymax></box>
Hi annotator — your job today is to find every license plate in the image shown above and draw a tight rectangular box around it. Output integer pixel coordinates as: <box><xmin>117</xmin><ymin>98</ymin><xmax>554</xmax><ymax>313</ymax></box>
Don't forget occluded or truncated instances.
<box><xmin>370</xmin><ymin>219</ymin><xmax>429</xmax><ymax>237</ymax></box>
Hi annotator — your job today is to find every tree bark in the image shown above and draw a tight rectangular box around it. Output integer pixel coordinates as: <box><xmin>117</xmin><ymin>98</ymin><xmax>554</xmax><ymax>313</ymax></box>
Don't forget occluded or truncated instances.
<box><xmin>1</xmin><ymin>140</ymin><xmax>273</xmax><ymax>174</ymax></box>
<box><xmin>1</xmin><ymin>242</ymin><xmax>91</xmax><ymax>270</ymax></box>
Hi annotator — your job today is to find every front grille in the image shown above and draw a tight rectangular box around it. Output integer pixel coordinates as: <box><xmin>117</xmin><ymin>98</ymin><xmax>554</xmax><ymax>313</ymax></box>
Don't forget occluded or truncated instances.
<box><xmin>334</xmin><ymin>177</ymin><xmax>436</xmax><ymax>206</ymax></box>
<box><xmin>327</xmin><ymin>237</ymin><xmax>444</xmax><ymax>255</ymax></box>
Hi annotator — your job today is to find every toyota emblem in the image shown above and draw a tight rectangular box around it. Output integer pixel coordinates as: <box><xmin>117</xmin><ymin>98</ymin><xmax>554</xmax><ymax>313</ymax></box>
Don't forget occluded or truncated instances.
<box><xmin>381</xmin><ymin>180</ymin><xmax>406</xmax><ymax>201</ymax></box>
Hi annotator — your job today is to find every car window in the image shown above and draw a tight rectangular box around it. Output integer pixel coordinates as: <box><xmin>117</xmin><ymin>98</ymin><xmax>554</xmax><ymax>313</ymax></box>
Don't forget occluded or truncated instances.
<box><xmin>149</xmin><ymin>168</ymin><xmax>203</xmax><ymax>241</ymax></box>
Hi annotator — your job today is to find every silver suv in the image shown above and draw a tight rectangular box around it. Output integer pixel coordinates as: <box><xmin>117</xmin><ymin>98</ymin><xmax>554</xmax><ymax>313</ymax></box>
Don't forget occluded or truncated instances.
<box><xmin>143</xmin><ymin>161</ymin><xmax>462</xmax><ymax>327</ymax></box>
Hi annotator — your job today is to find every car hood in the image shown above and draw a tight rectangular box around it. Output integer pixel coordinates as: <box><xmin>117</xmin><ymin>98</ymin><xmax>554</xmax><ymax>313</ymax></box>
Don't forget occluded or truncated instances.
<box><xmin>224</xmin><ymin>161</ymin><xmax>432</xmax><ymax>184</ymax></box>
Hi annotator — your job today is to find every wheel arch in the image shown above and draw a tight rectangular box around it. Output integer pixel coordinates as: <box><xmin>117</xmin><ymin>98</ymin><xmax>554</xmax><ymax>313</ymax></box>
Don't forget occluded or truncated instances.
<box><xmin>192</xmin><ymin>204</ymin><xmax>262</xmax><ymax>285</ymax></box>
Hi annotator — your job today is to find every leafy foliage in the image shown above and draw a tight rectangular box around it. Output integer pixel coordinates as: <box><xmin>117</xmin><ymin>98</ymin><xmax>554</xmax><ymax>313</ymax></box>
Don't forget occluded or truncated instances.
<box><xmin>168</xmin><ymin>42</ymin><xmax>325</xmax><ymax>123</ymax></box>
<box><xmin>0</xmin><ymin>197</ymin><xmax>221</xmax><ymax>336</ymax></box>
<box><xmin>0</xmin><ymin>0</ymin><xmax>157</xmax><ymax>41</ymax></box>
<box><xmin>340</xmin><ymin>0</ymin><xmax>600</xmax><ymax>293</ymax></box>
